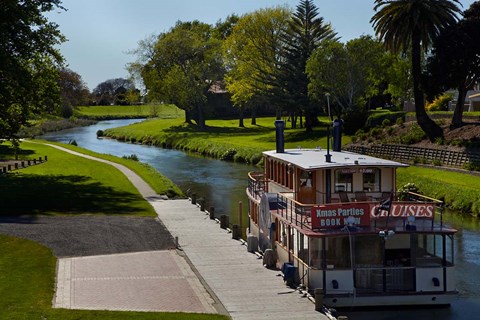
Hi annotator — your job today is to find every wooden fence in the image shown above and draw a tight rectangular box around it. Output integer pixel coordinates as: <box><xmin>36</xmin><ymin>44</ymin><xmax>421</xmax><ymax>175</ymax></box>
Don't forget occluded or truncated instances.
<box><xmin>345</xmin><ymin>144</ymin><xmax>480</xmax><ymax>168</ymax></box>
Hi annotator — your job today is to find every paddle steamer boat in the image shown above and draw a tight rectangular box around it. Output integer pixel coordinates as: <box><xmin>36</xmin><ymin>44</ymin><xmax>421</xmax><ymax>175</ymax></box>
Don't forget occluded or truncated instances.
<box><xmin>246</xmin><ymin>120</ymin><xmax>457</xmax><ymax>307</ymax></box>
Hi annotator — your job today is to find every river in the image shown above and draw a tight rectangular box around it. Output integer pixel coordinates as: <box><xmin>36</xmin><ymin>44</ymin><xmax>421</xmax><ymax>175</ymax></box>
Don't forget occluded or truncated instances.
<box><xmin>40</xmin><ymin>119</ymin><xmax>480</xmax><ymax>320</ymax></box>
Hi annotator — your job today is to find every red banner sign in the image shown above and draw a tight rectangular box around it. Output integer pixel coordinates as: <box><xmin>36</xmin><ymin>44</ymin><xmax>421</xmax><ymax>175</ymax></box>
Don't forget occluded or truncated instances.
<box><xmin>311</xmin><ymin>203</ymin><xmax>371</xmax><ymax>229</ymax></box>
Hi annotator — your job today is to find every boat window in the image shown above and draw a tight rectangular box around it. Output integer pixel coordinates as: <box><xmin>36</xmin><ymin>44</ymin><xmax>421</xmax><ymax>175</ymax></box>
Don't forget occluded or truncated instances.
<box><xmin>299</xmin><ymin>170</ymin><xmax>313</xmax><ymax>188</ymax></box>
<box><xmin>415</xmin><ymin>234</ymin><xmax>450</xmax><ymax>266</ymax></box>
<box><xmin>354</xmin><ymin>235</ymin><xmax>382</xmax><ymax>266</ymax></box>
<box><xmin>334</xmin><ymin>169</ymin><xmax>353</xmax><ymax>192</ymax></box>
<box><xmin>309</xmin><ymin>238</ymin><xmax>323</xmax><ymax>269</ymax></box>
<box><xmin>361</xmin><ymin>168</ymin><xmax>381</xmax><ymax>192</ymax></box>
<box><xmin>326</xmin><ymin>236</ymin><xmax>351</xmax><ymax>269</ymax></box>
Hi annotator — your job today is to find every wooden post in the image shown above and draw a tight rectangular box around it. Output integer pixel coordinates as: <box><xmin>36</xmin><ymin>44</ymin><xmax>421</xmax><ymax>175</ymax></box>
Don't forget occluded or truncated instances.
<box><xmin>14</xmin><ymin>163</ymin><xmax>18</xmax><ymax>169</ymax></box>
<box><xmin>232</xmin><ymin>224</ymin><xmax>240</xmax><ymax>240</ymax></box>
<box><xmin>199</xmin><ymin>198</ymin><xmax>205</xmax><ymax>211</ymax></box>
<box><xmin>39</xmin><ymin>157</ymin><xmax>42</xmax><ymax>162</ymax></box>
<box><xmin>220</xmin><ymin>215</ymin><xmax>228</xmax><ymax>229</ymax></box>
<box><xmin>191</xmin><ymin>193</ymin><xmax>196</xmax><ymax>205</ymax></box>
<box><xmin>33</xmin><ymin>159</ymin><xmax>37</xmax><ymax>164</ymax></box>
<box><xmin>209</xmin><ymin>206</ymin><xmax>215</xmax><ymax>220</ymax></box>
<box><xmin>238</xmin><ymin>201</ymin><xmax>243</xmax><ymax>239</ymax></box>
<box><xmin>45</xmin><ymin>155</ymin><xmax>48</xmax><ymax>161</ymax></box>
<box><xmin>8</xmin><ymin>165</ymin><xmax>12</xmax><ymax>171</ymax></box>
<box><xmin>27</xmin><ymin>160</ymin><xmax>31</xmax><ymax>166</ymax></box>
<box><xmin>21</xmin><ymin>161</ymin><xmax>24</xmax><ymax>167</ymax></box>
<box><xmin>314</xmin><ymin>288</ymin><xmax>323</xmax><ymax>312</ymax></box>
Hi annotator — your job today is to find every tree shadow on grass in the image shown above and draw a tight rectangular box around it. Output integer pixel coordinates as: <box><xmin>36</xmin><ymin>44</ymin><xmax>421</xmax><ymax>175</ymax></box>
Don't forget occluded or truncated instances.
<box><xmin>0</xmin><ymin>144</ymin><xmax>35</xmax><ymax>160</ymax></box>
<box><xmin>163</xmin><ymin>123</ymin><xmax>272</xmax><ymax>135</ymax></box>
<box><xmin>0</xmin><ymin>174</ymin><xmax>143</xmax><ymax>216</ymax></box>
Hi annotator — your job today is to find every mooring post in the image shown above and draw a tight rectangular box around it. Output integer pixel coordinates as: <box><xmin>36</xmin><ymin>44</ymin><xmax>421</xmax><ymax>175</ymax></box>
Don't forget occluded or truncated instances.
<box><xmin>39</xmin><ymin>157</ymin><xmax>42</xmax><ymax>162</ymax></box>
<box><xmin>220</xmin><ymin>215</ymin><xmax>228</xmax><ymax>229</ymax></box>
<box><xmin>209</xmin><ymin>206</ymin><xmax>215</xmax><ymax>220</ymax></box>
<box><xmin>175</xmin><ymin>236</ymin><xmax>179</xmax><ymax>248</ymax></box>
<box><xmin>232</xmin><ymin>224</ymin><xmax>240</xmax><ymax>240</ymax></box>
<box><xmin>8</xmin><ymin>165</ymin><xmax>12</xmax><ymax>171</ymax></box>
<box><xmin>199</xmin><ymin>198</ymin><xmax>205</xmax><ymax>212</ymax></box>
<box><xmin>27</xmin><ymin>160</ymin><xmax>31</xmax><ymax>166</ymax></box>
<box><xmin>191</xmin><ymin>193</ymin><xmax>196</xmax><ymax>205</ymax></box>
<box><xmin>238</xmin><ymin>201</ymin><xmax>243</xmax><ymax>238</ymax></box>
<box><xmin>45</xmin><ymin>155</ymin><xmax>48</xmax><ymax>161</ymax></box>
<box><xmin>314</xmin><ymin>288</ymin><xmax>323</xmax><ymax>312</ymax></box>
<box><xmin>21</xmin><ymin>161</ymin><xmax>24</xmax><ymax>167</ymax></box>
<box><xmin>14</xmin><ymin>163</ymin><xmax>18</xmax><ymax>169</ymax></box>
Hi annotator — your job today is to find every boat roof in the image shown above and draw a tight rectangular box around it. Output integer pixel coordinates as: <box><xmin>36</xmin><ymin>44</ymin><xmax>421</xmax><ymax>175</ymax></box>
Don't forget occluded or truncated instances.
<box><xmin>263</xmin><ymin>148</ymin><xmax>408</xmax><ymax>170</ymax></box>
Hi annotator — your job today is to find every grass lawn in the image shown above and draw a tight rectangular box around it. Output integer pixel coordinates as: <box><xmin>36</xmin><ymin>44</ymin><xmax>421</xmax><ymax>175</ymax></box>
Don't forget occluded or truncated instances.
<box><xmin>0</xmin><ymin>234</ymin><xmax>228</xmax><ymax>320</ymax></box>
<box><xmin>75</xmin><ymin>104</ymin><xmax>183</xmax><ymax>119</ymax></box>
<box><xmin>105</xmin><ymin>116</ymin><xmax>351</xmax><ymax>165</ymax></box>
<box><xmin>0</xmin><ymin>141</ymin><xmax>172</xmax><ymax>216</ymax></box>
<box><xmin>397</xmin><ymin>166</ymin><xmax>480</xmax><ymax>215</ymax></box>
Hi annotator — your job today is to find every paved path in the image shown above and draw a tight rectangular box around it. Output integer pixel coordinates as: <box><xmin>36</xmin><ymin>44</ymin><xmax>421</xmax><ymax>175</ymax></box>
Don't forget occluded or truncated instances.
<box><xmin>37</xmin><ymin>142</ymin><xmax>326</xmax><ymax>319</ymax></box>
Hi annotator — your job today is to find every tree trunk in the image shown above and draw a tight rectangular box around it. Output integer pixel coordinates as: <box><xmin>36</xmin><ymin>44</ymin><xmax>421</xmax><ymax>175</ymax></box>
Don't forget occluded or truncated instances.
<box><xmin>291</xmin><ymin>112</ymin><xmax>297</xmax><ymax>129</ymax></box>
<box><xmin>411</xmin><ymin>32</ymin><xmax>443</xmax><ymax>141</ymax></box>
<box><xmin>185</xmin><ymin>109</ymin><xmax>192</xmax><ymax>124</ymax></box>
<box><xmin>304</xmin><ymin>110</ymin><xmax>313</xmax><ymax>133</ymax></box>
<box><xmin>251</xmin><ymin>106</ymin><xmax>257</xmax><ymax>125</ymax></box>
<box><xmin>196</xmin><ymin>103</ymin><xmax>205</xmax><ymax>130</ymax></box>
<box><xmin>238</xmin><ymin>105</ymin><xmax>245</xmax><ymax>127</ymax></box>
<box><xmin>451</xmin><ymin>84</ymin><xmax>466</xmax><ymax>128</ymax></box>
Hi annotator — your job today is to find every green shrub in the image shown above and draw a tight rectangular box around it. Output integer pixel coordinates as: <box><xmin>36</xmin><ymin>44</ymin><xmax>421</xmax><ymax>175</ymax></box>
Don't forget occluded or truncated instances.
<box><xmin>426</xmin><ymin>93</ymin><xmax>453</xmax><ymax>111</ymax></box>
<box><xmin>397</xmin><ymin>182</ymin><xmax>420</xmax><ymax>200</ymax></box>
<box><xmin>396</xmin><ymin>117</ymin><xmax>404</xmax><ymax>126</ymax></box>
<box><xmin>365</xmin><ymin>111</ymin><xmax>405</xmax><ymax>128</ymax></box>
<box><xmin>432</xmin><ymin>159</ymin><xmax>442</xmax><ymax>166</ymax></box>
<box><xmin>96</xmin><ymin>130</ymin><xmax>104</xmax><ymax>138</ymax></box>
<box><xmin>463</xmin><ymin>161</ymin><xmax>480</xmax><ymax>171</ymax></box>
<box><xmin>399</xmin><ymin>124</ymin><xmax>425</xmax><ymax>144</ymax></box>
<box><xmin>122</xmin><ymin>154</ymin><xmax>139</xmax><ymax>161</ymax></box>
<box><xmin>382</xmin><ymin>118</ymin><xmax>391</xmax><ymax>127</ymax></box>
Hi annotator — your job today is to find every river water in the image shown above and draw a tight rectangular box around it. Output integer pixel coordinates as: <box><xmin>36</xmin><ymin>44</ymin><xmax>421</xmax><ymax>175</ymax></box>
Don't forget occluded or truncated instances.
<box><xmin>40</xmin><ymin>119</ymin><xmax>480</xmax><ymax>320</ymax></box>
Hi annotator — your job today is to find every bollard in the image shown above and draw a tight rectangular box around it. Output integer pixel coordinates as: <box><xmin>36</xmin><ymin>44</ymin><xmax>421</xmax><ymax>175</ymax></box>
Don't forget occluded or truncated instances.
<box><xmin>21</xmin><ymin>161</ymin><xmax>24</xmax><ymax>167</ymax></box>
<box><xmin>27</xmin><ymin>160</ymin><xmax>31</xmax><ymax>166</ymax></box>
<box><xmin>33</xmin><ymin>159</ymin><xmax>37</xmax><ymax>164</ymax></box>
<box><xmin>209</xmin><ymin>206</ymin><xmax>215</xmax><ymax>220</ymax></box>
<box><xmin>39</xmin><ymin>157</ymin><xmax>42</xmax><ymax>162</ymax></box>
<box><xmin>232</xmin><ymin>224</ymin><xmax>241</xmax><ymax>240</ymax></box>
<box><xmin>238</xmin><ymin>201</ymin><xmax>243</xmax><ymax>237</ymax></box>
<box><xmin>314</xmin><ymin>288</ymin><xmax>323</xmax><ymax>312</ymax></box>
<box><xmin>45</xmin><ymin>155</ymin><xmax>48</xmax><ymax>161</ymax></box>
<box><xmin>175</xmin><ymin>236</ymin><xmax>179</xmax><ymax>248</ymax></box>
<box><xmin>220</xmin><ymin>215</ymin><xmax>228</xmax><ymax>229</ymax></box>
<box><xmin>14</xmin><ymin>163</ymin><xmax>18</xmax><ymax>169</ymax></box>
<box><xmin>8</xmin><ymin>165</ymin><xmax>12</xmax><ymax>171</ymax></box>
<box><xmin>191</xmin><ymin>193</ymin><xmax>196</xmax><ymax>205</ymax></box>
<box><xmin>2</xmin><ymin>167</ymin><xmax>6</xmax><ymax>173</ymax></box>
<box><xmin>199</xmin><ymin>198</ymin><xmax>205</xmax><ymax>212</ymax></box>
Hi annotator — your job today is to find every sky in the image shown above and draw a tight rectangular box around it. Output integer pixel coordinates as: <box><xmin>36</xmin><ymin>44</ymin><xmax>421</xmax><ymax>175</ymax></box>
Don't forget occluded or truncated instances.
<box><xmin>47</xmin><ymin>0</ymin><xmax>477</xmax><ymax>90</ymax></box>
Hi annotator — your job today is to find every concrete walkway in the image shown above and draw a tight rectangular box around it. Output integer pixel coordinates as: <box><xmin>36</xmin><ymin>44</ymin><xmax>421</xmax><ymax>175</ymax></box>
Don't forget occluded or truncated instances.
<box><xmin>40</xmin><ymin>142</ymin><xmax>327</xmax><ymax>319</ymax></box>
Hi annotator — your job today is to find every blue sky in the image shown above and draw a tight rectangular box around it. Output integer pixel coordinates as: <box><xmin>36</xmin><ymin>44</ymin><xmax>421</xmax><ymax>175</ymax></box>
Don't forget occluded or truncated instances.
<box><xmin>47</xmin><ymin>0</ymin><xmax>476</xmax><ymax>90</ymax></box>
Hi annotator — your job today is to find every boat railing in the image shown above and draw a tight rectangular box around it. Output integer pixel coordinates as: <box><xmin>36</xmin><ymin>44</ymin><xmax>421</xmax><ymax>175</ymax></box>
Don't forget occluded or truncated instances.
<box><xmin>247</xmin><ymin>171</ymin><xmax>266</xmax><ymax>200</ymax></box>
<box><xmin>354</xmin><ymin>265</ymin><xmax>416</xmax><ymax>294</ymax></box>
<box><xmin>276</xmin><ymin>193</ymin><xmax>314</xmax><ymax>230</ymax></box>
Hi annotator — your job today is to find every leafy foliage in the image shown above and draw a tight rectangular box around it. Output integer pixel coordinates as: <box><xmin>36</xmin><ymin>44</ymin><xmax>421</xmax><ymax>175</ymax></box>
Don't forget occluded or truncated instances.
<box><xmin>0</xmin><ymin>0</ymin><xmax>65</xmax><ymax>140</ymax></box>
<box><xmin>426</xmin><ymin>93</ymin><xmax>453</xmax><ymax>112</ymax></box>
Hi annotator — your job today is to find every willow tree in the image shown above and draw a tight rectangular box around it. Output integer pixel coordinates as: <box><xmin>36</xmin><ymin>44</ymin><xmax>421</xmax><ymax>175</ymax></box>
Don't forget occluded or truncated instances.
<box><xmin>223</xmin><ymin>7</ymin><xmax>291</xmax><ymax>127</ymax></box>
<box><xmin>141</xmin><ymin>21</ymin><xmax>224</xmax><ymax>129</ymax></box>
<box><xmin>371</xmin><ymin>0</ymin><xmax>462</xmax><ymax>140</ymax></box>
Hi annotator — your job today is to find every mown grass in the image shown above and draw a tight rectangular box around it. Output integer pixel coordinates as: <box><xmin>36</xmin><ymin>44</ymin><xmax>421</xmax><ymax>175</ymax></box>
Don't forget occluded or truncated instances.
<box><xmin>105</xmin><ymin>116</ymin><xmax>351</xmax><ymax>165</ymax></box>
<box><xmin>0</xmin><ymin>141</ymin><xmax>175</xmax><ymax>216</ymax></box>
<box><xmin>75</xmin><ymin>104</ymin><xmax>183</xmax><ymax>120</ymax></box>
<box><xmin>0</xmin><ymin>234</ymin><xmax>228</xmax><ymax>320</ymax></box>
<box><xmin>397</xmin><ymin>166</ymin><xmax>480</xmax><ymax>216</ymax></box>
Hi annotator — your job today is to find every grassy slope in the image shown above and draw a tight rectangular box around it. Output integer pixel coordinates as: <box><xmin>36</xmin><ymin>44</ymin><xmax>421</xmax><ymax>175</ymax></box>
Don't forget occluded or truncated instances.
<box><xmin>105</xmin><ymin>116</ymin><xmax>351</xmax><ymax>165</ymax></box>
<box><xmin>397</xmin><ymin>166</ymin><xmax>480</xmax><ymax>215</ymax></box>
<box><xmin>1</xmin><ymin>142</ymin><xmax>156</xmax><ymax>216</ymax></box>
<box><xmin>0</xmin><ymin>235</ymin><xmax>227</xmax><ymax>320</ymax></box>
<box><xmin>75</xmin><ymin>104</ymin><xmax>182</xmax><ymax>119</ymax></box>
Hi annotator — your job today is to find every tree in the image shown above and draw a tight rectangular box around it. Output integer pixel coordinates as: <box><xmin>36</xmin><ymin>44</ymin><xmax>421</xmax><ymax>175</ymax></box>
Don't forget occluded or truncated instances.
<box><xmin>425</xmin><ymin>1</ymin><xmax>480</xmax><ymax>127</ymax></box>
<box><xmin>92</xmin><ymin>78</ymin><xmax>135</xmax><ymax>105</ymax></box>
<box><xmin>141</xmin><ymin>21</ymin><xmax>224</xmax><ymax>129</ymax></box>
<box><xmin>58</xmin><ymin>68</ymin><xmax>90</xmax><ymax>116</ymax></box>
<box><xmin>280</xmin><ymin>0</ymin><xmax>337</xmax><ymax>131</ymax></box>
<box><xmin>306</xmin><ymin>36</ymin><xmax>387</xmax><ymax>118</ymax></box>
<box><xmin>371</xmin><ymin>0</ymin><xmax>462</xmax><ymax>140</ymax></box>
<box><xmin>223</xmin><ymin>7</ymin><xmax>290</xmax><ymax>127</ymax></box>
<box><xmin>0</xmin><ymin>0</ymin><xmax>65</xmax><ymax>140</ymax></box>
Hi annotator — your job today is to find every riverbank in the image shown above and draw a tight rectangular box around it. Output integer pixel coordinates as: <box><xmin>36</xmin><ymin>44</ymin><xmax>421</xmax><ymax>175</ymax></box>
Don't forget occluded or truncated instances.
<box><xmin>104</xmin><ymin>117</ymin><xmax>480</xmax><ymax>216</ymax></box>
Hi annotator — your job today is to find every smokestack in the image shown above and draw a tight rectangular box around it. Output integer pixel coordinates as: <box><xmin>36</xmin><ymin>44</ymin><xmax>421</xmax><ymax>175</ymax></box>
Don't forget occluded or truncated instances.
<box><xmin>274</xmin><ymin>120</ymin><xmax>285</xmax><ymax>153</ymax></box>
<box><xmin>333</xmin><ymin>119</ymin><xmax>343</xmax><ymax>152</ymax></box>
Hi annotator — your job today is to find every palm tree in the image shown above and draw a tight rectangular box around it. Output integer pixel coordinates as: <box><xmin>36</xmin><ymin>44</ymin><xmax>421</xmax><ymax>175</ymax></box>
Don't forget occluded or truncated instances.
<box><xmin>371</xmin><ymin>0</ymin><xmax>462</xmax><ymax>140</ymax></box>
